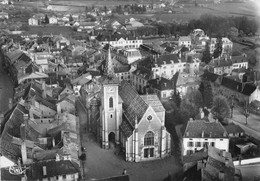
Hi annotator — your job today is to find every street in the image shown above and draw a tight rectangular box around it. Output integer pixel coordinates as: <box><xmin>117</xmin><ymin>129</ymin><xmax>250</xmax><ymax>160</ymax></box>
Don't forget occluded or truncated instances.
<box><xmin>236</xmin><ymin>164</ymin><xmax>260</xmax><ymax>181</ymax></box>
<box><xmin>0</xmin><ymin>52</ymin><xmax>13</xmax><ymax>114</ymax></box>
<box><xmin>231</xmin><ymin>107</ymin><xmax>260</xmax><ymax>140</ymax></box>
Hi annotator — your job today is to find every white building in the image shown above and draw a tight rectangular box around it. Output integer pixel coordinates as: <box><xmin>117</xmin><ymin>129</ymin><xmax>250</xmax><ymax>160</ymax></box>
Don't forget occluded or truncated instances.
<box><xmin>28</xmin><ymin>17</ymin><xmax>39</xmax><ymax>26</ymax></box>
<box><xmin>182</xmin><ymin>119</ymin><xmax>229</xmax><ymax>156</ymax></box>
<box><xmin>178</xmin><ymin>36</ymin><xmax>192</xmax><ymax>49</ymax></box>
<box><xmin>150</xmin><ymin>54</ymin><xmax>186</xmax><ymax>79</ymax></box>
<box><xmin>49</xmin><ymin>16</ymin><xmax>58</xmax><ymax>24</ymax></box>
<box><xmin>97</xmin><ymin>36</ymin><xmax>143</xmax><ymax>49</ymax></box>
<box><xmin>210</xmin><ymin>37</ymin><xmax>233</xmax><ymax>55</ymax></box>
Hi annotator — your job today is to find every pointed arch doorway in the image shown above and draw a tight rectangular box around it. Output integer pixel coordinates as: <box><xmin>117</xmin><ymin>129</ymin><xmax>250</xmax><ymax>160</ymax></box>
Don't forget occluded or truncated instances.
<box><xmin>108</xmin><ymin>132</ymin><xmax>116</xmax><ymax>149</ymax></box>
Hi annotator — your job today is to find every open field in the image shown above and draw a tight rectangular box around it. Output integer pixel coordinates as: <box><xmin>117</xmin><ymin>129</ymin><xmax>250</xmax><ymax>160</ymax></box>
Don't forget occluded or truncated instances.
<box><xmin>49</xmin><ymin>0</ymin><xmax>136</xmax><ymax>7</ymax></box>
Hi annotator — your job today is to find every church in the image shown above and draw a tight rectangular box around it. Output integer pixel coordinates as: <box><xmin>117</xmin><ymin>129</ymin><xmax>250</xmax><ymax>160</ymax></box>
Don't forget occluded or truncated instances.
<box><xmin>91</xmin><ymin>47</ymin><xmax>171</xmax><ymax>162</ymax></box>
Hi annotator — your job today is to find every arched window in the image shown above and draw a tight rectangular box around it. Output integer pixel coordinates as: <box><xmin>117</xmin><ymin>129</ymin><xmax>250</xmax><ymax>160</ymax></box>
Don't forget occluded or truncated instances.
<box><xmin>109</xmin><ymin>97</ymin><xmax>113</xmax><ymax>108</ymax></box>
<box><xmin>144</xmin><ymin>131</ymin><xmax>154</xmax><ymax>146</ymax></box>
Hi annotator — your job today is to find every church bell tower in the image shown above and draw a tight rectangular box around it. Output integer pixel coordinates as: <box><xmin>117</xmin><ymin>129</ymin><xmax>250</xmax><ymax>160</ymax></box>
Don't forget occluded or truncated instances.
<box><xmin>100</xmin><ymin>44</ymin><xmax>121</xmax><ymax>149</ymax></box>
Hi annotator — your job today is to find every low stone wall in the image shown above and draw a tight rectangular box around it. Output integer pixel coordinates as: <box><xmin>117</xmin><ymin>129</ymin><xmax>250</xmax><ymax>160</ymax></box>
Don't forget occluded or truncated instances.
<box><xmin>234</xmin><ymin>157</ymin><xmax>260</xmax><ymax>166</ymax></box>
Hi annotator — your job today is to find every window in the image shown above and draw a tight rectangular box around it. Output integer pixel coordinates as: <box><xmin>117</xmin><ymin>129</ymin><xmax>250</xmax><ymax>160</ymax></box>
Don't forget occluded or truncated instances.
<box><xmin>110</xmin><ymin>114</ymin><xmax>113</xmax><ymax>118</ymax></box>
<box><xmin>144</xmin><ymin>131</ymin><xmax>154</xmax><ymax>146</ymax></box>
<box><xmin>63</xmin><ymin>175</ymin><xmax>66</xmax><ymax>179</ymax></box>
<box><xmin>186</xmin><ymin>150</ymin><xmax>193</xmax><ymax>155</ymax></box>
<box><xmin>195</xmin><ymin>142</ymin><xmax>201</xmax><ymax>147</ymax></box>
<box><xmin>109</xmin><ymin>97</ymin><xmax>113</xmax><ymax>108</ymax></box>
<box><xmin>211</xmin><ymin>142</ymin><xmax>215</xmax><ymax>147</ymax></box>
<box><xmin>187</xmin><ymin>142</ymin><xmax>193</xmax><ymax>147</ymax></box>
<box><xmin>220</xmin><ymin>139</ymin><xmax>223</xmax><ymax>141</ymax></box>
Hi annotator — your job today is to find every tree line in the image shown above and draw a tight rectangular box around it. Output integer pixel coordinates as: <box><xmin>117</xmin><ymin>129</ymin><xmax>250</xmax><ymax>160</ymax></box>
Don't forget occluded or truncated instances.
<box><xmin>132</xmin><ymin>14</ymin><xmax>258</xmax><ymax>38</ymax></box>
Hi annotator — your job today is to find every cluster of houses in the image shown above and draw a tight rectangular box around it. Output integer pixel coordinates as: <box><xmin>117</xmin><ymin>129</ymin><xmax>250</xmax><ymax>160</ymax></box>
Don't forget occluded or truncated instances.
<box><xmin>1</xmin><ymin>13</ymin><xmax>260</xmax><ymax>179</ymax></box>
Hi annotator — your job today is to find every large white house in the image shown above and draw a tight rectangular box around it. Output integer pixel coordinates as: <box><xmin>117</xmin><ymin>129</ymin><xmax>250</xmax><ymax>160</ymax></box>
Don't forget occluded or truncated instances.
<box><xmin>97</xmin><ymin>34</ymin><xmax>143</xmax><ymax>49</ymax></box>
<box><xmin>182</xmin><ymin>119</ymin><xmax>229</xmax><ymax>156</ymax></box>
<box><xmin>178</xmin><ymin>36</ymin><xmax>192</xmax><ymax>49</ymax></box>
<box><xmin>210</xmin><ymin>37</ymin><xmax>233</xmax><ymax>55</ymax></box>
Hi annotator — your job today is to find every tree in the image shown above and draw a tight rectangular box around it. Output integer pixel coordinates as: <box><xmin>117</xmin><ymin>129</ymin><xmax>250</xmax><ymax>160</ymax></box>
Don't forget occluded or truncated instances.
<box><xmin>171</xmin><ymin>91</ymin><xmax>181</xmax><ymax>108</ymax></box>
<box><xmin>211</xmin><ymin>95</ymin><xmax>230</xmax><ymax>122</ymax></box>
<box><xmin>201</xmin><ymin>41</ymin><xmax>211</xmax><ymax>64</ymax></box>
<box><xmin>199</xmin><ymin>81</ymin><xmax>213</xmax><ymax>108</ymax></box>
<box><xmin>44</xmin><ymin>14</ymin><xmax>49</xmax><ymax>24</ymax></box>
<box><xmin>213</xmin><ymin>34</ymin><xmax>223</xmax><ymax>58</ymax></box>
<box><xmin>69</xmin><ymin>14</ymin><xmax>73</xmax><ymax>22</ymax></box>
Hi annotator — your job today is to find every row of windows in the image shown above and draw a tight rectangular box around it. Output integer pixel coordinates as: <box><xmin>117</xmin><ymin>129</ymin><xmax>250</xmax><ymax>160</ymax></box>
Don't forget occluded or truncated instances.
<box><xmin>187</xmin><ymin>141</ymin><xmax>215</xmax><ymax>147</ymax></box>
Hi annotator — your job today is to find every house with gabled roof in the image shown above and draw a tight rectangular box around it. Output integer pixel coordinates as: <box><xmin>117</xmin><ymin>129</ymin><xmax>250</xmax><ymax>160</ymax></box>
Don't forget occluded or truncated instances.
<box><xmin>148</xmin><ymin>77</ymin><xmax>174</xmax><ymax>99</ymax></box>
<box><xmin>183</xmin><ymin>146</ymin><xmax>241</xmax><ymax>181</ymax></box>
<box><xmin>182</xmin><ymin>118</ymin><xmax>229</xmax><ymax>156</ymax></box>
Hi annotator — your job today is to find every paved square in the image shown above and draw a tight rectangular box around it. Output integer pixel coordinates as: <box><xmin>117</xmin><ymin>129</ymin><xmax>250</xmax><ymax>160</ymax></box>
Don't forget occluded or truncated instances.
<box><xmin>81</xmin><ymin>132</ymin><xmax>182</xmax><ymax>181</ymax></box>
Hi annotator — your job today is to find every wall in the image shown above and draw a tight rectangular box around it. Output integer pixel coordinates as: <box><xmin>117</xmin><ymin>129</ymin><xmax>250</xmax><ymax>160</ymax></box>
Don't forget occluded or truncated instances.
<box><xmin>183</xmin><ymin>137</ymin><xmax>229</xmax><ymax>156</ymax></box>
<box><xmin>233</xmin><ymin>157</ymin><xmax>260</xmax><ymax>166</ymax></box>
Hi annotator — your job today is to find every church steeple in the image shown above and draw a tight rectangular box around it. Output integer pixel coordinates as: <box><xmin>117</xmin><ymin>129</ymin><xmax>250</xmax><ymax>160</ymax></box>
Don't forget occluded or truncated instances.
<box><xmin>105</xmin><ymin>43</ymin><xmax>115</xmax><ymax>79</ymax></box>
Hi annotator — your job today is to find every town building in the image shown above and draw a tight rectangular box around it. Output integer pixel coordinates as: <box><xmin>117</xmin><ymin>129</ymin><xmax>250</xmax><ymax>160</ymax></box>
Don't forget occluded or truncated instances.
<box><xmin>178</xmin><ymin>36</ymin><xmax>192</xmax><ymax>49</ymax></box>
<box><xmin>28</xmin><ymin>17</ymin><xmax>39</xmax><ymax>26</ymax></box>
<box><xmin>182</xmin><ymin>118</ymin><xmax>229</xmax><ymax>156</ymax></box>
<box><xmin>210</xmin><ymin>37</ymin><xmax>233</xmax><ymax>55</ymax></box>
<box><xmin>183</xmin><ymin>146</ymin><xmax>241</xmax><ymax>181</ymax></box>
<box><xmin>96</xmin><ymin>33</ymin><xmax>143</xmax><ymax>49</ymax></box>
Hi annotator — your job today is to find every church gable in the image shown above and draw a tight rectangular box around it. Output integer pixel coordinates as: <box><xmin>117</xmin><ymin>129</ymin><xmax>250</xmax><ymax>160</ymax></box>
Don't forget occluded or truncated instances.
<box><xmin>138</xmin><ymin>106</ymin><xmax>162</xmax><ymax>136</ymax></box>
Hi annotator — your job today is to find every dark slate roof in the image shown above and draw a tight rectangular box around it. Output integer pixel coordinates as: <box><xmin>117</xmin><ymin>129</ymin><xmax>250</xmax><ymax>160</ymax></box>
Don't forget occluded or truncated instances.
<box><xmin>224</xmin><ymin>124</ymin><xmax>244</xmax><ymax>134</ymax></box>
<box><xmin>26</xmin><ymin>160</ymin><xmax>80</xmax><ymax>180</ymax></box>
<box><xmin>148</xmin><ymin>77</ymin><xmax>173</xmax><ymax>91</ymax></box>
<box><xmin>200</xmin><ymin>71</ymin><xmax>219</xmax><ymax>82</ymax></box>
<box><xmin>221</xmin><ymin>77</ymin><xmax>256</xmax><ymax>96</ymax></box>
<box><xmin>114</xmin><ymin>65</ymin><xmax>131</xmax><ymax>74</ymax></box>
<box><xmin>153</xmin><ymin>54</ymin><xmax>180</xmax><ymax>66</ymax></box>
<box><xmin>132</xmin><ymin>66</ymin><xmax>152</xmax><ymax>80</ymax></box>
<box><xmin>119</xmin><ymin>81</ymin><xmax>148</xmax><ymax>126</ymax></box>
<box><xmin>184</xmin><ymin>120</ymin><xmax>228</xmax><ymax>138</ymax></box>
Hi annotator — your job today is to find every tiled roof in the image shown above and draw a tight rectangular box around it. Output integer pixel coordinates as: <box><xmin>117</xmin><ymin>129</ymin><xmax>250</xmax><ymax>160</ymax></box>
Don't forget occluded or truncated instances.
<box><xmin>224</xmin><ymin>124</ymin><xmax>244</xmax><ymax>134</ymax></box>
<box><xmin>140</xmin><ymin>94</ymin><xmax>165</xmax><ymax>112</ymax></box>
<box><xmin>119</xmin><ymin>81</ymin><xmax>148</xmax><ymax>126</ymax></box>
<box><xmin>184</xmin><ymin>119</ymin><xmax>228</xmax><ymax>138</ymax></box>
<box><xmin>148</xmin><ymin>77</ymin><xmax>173</xmax><ymax>91</ymax></box>
<box><xmin>96</xmin><ymin>31</ymin><xmax>137</xmax><ymax>42</ymax></box>
<box><xmin>26</xmin><ymin>160</ymin><xmax>80</xmax><ymax>180</ymax></box>
<box><xmin>120</xmin><ymin>115</ymin><xmax>134</xmax><ymax>138</ymax></box>
<box><xmin>183</xmin><ymin>149</ymin><xmax>208</xmax><ymax>163</ymax></box>
<box><xmin>132</xmin><ymin>66</ymin><xmax>152</xmax><ymax>80</ymax></box>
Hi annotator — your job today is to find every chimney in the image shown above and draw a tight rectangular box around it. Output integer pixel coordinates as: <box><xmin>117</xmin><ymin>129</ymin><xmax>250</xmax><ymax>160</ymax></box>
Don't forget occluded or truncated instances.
<box><xmin>201</xmin><ymin>131</ymin><xmax>204</xmax><ymax>138</ymax></box>
<box><xmin>186</xmin><ymin>131</ymin><xmax>189</xmax><ymax>137</ymax></box>
<box><xmin>8</xmin><ymin>98</ymin><xmax>13</xmax><ymax>110</ymax></box>
<box><xmin>156</xmin><ymin>78</ymin><xmax>160</xmax><ymax>85</ymax></box>
<box><xmin>43</xmin><ymin>166</ymin><xmax>47</xmax><ymax>176</ymax></box>
<box><xmin>218</xmin><ymin>171</ymin><xmax>224</xmax><ymax>181</ymax></box>
<box><xmin>209</xmin><ymin>132</ymin><xmax>212</xmax><ymax>138</ymax></box>
<box><xmin>56</xmin><ymin>153</ymin><xmax>60</xmax><ymax>161</ymax></box>
<box><xmin>20</xmin><ymin>123</ymin><xmax>27</xmax><ymax>164</ymax></box>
